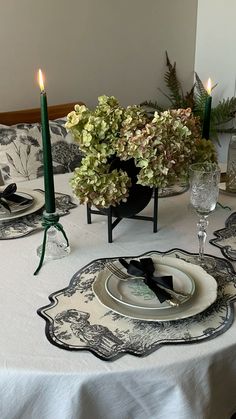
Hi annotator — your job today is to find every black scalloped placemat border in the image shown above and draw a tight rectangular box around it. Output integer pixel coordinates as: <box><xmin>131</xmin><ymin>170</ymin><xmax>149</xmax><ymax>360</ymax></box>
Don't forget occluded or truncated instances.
<box><xmin>37</xmin><ymin>249</ymin><xmax>236</xmax><ymax>361</ymax></box>
<box><xmin>210</xmin><ymin>211</ymin><xmax>236</xmax><ymax>261</ymax></box>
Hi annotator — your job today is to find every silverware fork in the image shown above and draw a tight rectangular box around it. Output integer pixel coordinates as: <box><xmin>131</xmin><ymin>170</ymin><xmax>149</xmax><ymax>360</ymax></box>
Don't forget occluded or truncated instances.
<box><xmin>106</xmin><ymin>262</ymin><xmax>188</xmax><ymax>307</ymax></box>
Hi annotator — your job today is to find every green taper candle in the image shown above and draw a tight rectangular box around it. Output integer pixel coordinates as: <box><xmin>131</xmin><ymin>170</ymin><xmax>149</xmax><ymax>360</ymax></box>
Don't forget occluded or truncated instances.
<box><xmin>38</xmin><ymin>69</ymin><xmax>56</xmax><ymax>213</ymax></box>
<box><xmin>202</xmin><ymin>78</ymin><xmax>212</xmax><ymax>140</ymax></box>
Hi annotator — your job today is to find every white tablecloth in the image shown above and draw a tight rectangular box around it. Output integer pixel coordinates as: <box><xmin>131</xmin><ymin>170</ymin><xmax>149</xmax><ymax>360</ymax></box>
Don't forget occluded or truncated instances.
<box><xmin>1</xmin><ymin>174</ymin><xmax>236</xmax><ymax>419</ymax></box>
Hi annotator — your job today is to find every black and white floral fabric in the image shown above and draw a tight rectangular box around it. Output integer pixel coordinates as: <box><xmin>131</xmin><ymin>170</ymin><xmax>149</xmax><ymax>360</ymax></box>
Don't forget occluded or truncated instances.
<box><xmin>0</xmin><ymin>118</ymin><xmax>83</xmax><ymax>183</ymax></box>
<box><xmin>38</xmin><ymin>249</ymin><xmax>236</xmax><ymax>361</ymax></box>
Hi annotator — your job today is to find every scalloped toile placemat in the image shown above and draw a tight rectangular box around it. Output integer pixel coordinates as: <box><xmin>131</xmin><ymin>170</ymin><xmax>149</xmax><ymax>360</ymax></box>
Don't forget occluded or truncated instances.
<box><xmin>38</xmin><ymin>249</ymin><xmax>236</xmax><ymax>361</ymax></box>
<box><xmin>0</xmin><ymin>189</ymin><xmax>77</xmax><ymax>239</ymax></box>
<box><xmin>210</xmin><ymin>212</ymin><xmax>236</xmax><ymax>261</ymax></box>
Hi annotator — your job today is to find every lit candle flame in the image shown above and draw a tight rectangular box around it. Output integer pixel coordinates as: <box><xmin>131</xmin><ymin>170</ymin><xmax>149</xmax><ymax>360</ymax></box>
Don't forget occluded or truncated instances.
<box><xmin>38</xmin><ymin>69</ymin><xmax>45</xmax><ymax>92</ymax></box>
<box><xmin>206</xmin><ymin>78</ymin><xmax>212</xmax><ymax>95</ymax></box>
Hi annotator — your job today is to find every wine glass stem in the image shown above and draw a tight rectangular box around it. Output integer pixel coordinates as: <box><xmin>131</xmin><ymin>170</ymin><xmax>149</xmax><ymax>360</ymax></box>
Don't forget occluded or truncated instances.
<box><xmin>197</xmin><ymin>217</ymin><xmax>209</xmax><ymax>260</ymax></box>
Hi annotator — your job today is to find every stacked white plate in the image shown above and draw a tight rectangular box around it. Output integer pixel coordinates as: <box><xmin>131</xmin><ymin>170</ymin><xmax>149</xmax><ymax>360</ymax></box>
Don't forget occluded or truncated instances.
<box><xmin>0</xmin><ymin>188</ymin><xmax>44</xmax><ymax>222</ymax></box>
<box><xmin>93</xmin><ymin>255</ymin><xmax>218</xmax><ymax>322</ymax></box>
<box><xmin>219</xmin><ymin>182</ymin><xmax>236</xmax><ymax>196</ymax></box>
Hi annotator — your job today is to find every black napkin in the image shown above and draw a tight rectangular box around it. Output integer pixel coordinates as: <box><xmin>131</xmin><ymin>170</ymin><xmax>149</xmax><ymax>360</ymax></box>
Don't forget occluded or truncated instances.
<box><xmin>0</xmin><ymin>183</ymin><xmax>33</xmax><ymax>213</ymax></box>
<box><xmin>119</xmin><ymin>257</ymin><xmax>174</xmax><ymax>303</ymax></box>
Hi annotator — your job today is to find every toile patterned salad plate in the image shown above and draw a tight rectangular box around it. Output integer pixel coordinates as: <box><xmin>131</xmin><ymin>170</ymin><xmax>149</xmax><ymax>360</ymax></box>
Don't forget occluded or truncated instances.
<box><xmin>93</xmin><ymin>255</ymin><xmax>217</xmax><ymax>322</ymax></box>
<box><xmin>104</xmin><ymin>260</ymin><xmax>195</xmax><ymax>310</ymax></box>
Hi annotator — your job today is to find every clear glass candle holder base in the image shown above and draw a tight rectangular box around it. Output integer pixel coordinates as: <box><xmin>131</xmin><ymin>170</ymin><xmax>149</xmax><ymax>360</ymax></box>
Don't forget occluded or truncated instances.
<box><xmin>37</xmin><ymin>225</ymin><xmax>70</xmax><ymax>261</ymax></box>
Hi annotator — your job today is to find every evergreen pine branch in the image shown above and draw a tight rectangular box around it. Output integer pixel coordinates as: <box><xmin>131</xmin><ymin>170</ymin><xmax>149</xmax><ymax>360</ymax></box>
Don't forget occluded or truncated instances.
<box><xmin>163</xmin><ymin>51</ymin><xmax>183</xmax><ymax>107</ymax></box>
<box><xmin>194</xmin><ymin>73</ymin><xmax>218</xmax><ymax>116</ymax></box>
<box><xmin>210</xmin><ymin>124</ymin><xmax>220</xmax><ymax>145</ymax></box>
<box><xmin>193</xmin><ymin>93</ymin><xmax>206</xmax><ymax>120</ymax></box>
<box><xmin>211</xmin><ymin>98</ymin><xmax>236</xmax><ymax>126</ymax></box>
<box><xmin>141</xmin><ymin>53</ymin><xmax>236</xmax><ymax>144</ymax></box>
<box><xmin>193</xmin><ymin>72</ymin><xmax>208</xmax><ymax>118</ymax></box>
<box><xmin>140</xmin><ymin>100</ymin><xmax>164</xmax><ymax>112</ymax></box>
<box><xmin>182</xmin><ymin>85</ymin><xmax>195</xmax><ymax>109</ymax></box>
<box><xmin>157</xmin><ymin>87</ymin><xmax>176</xmax><ymax>107</ymax></box>
<box><xmin>217</xmin><ymin>127</ymin><xmax>236</xmax><ymax>134</ymax></box>
<box><xmin>195</xmin><ymin>72</ymin><xmax>207</xmax><ymax>97</ymax></box>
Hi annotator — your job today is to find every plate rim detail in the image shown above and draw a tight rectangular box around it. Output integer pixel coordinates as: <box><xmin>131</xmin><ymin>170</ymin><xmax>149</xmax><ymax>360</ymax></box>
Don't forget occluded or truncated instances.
<box><xmin>105</xmin><ymin>262</ymin><xmax>195</xmax><ymax>310</ymax></box>
<box><xmin>93</xmin><ymin>255</ymin><xmax>218</xmax><ymax>322</ymax></box>
<box><xmin>0</xmin><ymin>189</ymin><xmax>44</xmax><ymax>222</ymax></box>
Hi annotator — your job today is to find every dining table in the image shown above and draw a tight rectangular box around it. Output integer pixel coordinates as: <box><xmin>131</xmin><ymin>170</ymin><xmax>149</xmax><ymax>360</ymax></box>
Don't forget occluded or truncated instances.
<box><xmin>1</xmin><ymin>172</ymin><xmax>236</xmax><ymax>419</ymax></box>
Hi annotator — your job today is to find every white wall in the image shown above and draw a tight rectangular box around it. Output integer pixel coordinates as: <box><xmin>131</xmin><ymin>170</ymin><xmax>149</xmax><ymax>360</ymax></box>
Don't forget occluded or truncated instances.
<box><xmin>195</xmin><ymin>0</ymin><xmax>236</xmax><ymax>101</ymax></box>
<box><xmin>0</xmin><ymin>0</ymin><xmax>197</xmax><ymax>111</ymax></box>
<box><xmin>195</xmin><ymin>0</ymin><xmax>236</xmax><ymax>162</ymax></box>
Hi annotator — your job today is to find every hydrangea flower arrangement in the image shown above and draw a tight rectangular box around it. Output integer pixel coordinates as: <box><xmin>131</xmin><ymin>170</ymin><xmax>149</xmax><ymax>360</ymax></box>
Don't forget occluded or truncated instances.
<box><xmin>66</xmin><ymin>95</ymin><xmax>216</xmax><ymax>208</ymax></box>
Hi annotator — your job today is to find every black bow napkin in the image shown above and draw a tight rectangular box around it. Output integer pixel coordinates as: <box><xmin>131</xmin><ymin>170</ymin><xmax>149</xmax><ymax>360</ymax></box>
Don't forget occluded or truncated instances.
<box><xmin>0</xmin><ymin>183</ymin><xmax>32</xmax><ymax>213</ymax></box>
<box><xmin>119</xmin><ymin>257</ymin><xmax>174</xmax><ymax>303</ymax></box>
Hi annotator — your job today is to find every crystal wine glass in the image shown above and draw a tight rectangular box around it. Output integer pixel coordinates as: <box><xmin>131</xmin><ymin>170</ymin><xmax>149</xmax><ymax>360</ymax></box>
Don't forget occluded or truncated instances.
<box><xmin>189</xmin><ymin>163</ymin><xmax>220</xmax><ymax>266</ymax></box>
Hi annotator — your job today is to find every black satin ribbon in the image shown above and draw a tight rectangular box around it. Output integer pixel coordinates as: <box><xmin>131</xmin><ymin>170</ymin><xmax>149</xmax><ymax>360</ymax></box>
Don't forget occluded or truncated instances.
<box><xmin>119</xmin><ymin>257</ymin><xmax>174</xmax><ymax>303</ymax></box>
<box><xmin>0</xmin><ymin>183</ymin><xmax>32</xmax><ymax>213</ymax></box>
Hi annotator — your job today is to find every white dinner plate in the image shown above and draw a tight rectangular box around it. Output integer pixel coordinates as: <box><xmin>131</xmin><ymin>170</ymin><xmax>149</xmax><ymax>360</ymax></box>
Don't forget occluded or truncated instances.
<box><xmin>105</xmin><ymin>263</ymin><xmax>195</xmax><ymax>310</ymax></box>
<box><xmin>219</xmin><ymin>182</ymin><xmax>236</xmax><ymax>196</ymax></box>
<box><xmin>0</xmin><ymin>189</ymin><xmax>44</xmax><ymax>222</ymax></box>
<box><xmin>0</xmin><ymin>191</ymin><xmax>34</xmax><ymax>217</ymax></box>
<box><xmin>93</xmin><ymin>256</ymin><xmax>218</xmax><ymax>322</ymax></box>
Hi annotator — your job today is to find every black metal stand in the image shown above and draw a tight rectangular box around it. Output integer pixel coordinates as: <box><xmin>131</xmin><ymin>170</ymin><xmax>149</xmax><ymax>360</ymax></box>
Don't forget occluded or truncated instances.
<box><xmin>87</xmin><ymin>188</ymin><xmax>158</xmax><ymax>243</ymax></box>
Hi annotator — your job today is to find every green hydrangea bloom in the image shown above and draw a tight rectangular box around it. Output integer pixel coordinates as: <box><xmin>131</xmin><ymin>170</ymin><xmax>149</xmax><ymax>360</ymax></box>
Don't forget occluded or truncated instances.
<box><xmin>66</xmin><ymin>97</ymin><xmax>217</xmax><ymax>207</ymax></box>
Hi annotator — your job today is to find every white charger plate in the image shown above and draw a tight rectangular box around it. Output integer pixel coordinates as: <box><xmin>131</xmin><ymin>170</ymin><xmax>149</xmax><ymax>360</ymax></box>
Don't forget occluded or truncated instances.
<box><xmin>0</xmin><ymin>189</ymin><xmax>44</xmax><ymax>222</ymax></box>
<box><xmin>105</xmin><ymin>263</ymin><xmax>195</xmax><ymax>310</ymax></box>
<box><xmin>219</xmin><ymin>182</ymin><xmax>236</xmax><ymax>196</ymax></box>
<box><xmin>93</xmin><ymin>256</ymin><xmax>218</xmax><ymax>322</ymax></box>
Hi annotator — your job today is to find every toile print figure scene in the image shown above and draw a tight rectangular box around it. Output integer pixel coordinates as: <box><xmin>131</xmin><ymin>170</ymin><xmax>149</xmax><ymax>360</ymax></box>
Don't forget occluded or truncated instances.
<box><xmin>38</xmin><ymin>250</ymin><xmax>236</xmax><ymax>360</ymax></box>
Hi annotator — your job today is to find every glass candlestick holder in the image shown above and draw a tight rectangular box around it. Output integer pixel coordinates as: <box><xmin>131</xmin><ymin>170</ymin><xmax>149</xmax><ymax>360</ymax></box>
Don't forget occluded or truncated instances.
<box><xmin>34</xmin><ymin>211</ymin><xmax>70</xmax><ymax>275</ymax></box>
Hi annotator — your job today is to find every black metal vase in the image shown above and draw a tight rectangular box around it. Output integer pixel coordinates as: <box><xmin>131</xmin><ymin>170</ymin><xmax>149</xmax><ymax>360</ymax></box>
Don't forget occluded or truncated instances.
<box><xmin>87</xmin><ymin>156</ymin><xmax>158</xmax><ymax>242</ymax></box>
<box><xmin>102</xmin><ymin>157</ymin><xmax>153</xmax><ymax>218</ymax></box>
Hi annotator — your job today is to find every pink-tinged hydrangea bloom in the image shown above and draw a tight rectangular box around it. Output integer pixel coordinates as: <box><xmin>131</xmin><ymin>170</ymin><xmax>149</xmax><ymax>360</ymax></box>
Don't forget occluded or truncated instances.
<box><xmin>66</xmin><ymin>96</ymin><xmax>217</xmax><ymax>207</ymax></box>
